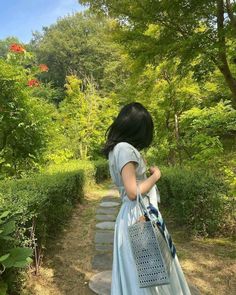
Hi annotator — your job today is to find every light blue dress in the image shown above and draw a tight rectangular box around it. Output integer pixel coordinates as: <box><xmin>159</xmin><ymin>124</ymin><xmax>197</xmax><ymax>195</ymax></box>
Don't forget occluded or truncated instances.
<box><xmin>108</xmin><ymin>142</ymin><xmax>192</xmax><ymax>295</ymax></box>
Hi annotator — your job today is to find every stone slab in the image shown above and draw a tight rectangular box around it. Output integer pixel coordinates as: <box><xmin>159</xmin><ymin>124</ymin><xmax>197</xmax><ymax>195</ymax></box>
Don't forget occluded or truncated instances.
<box><xmin>101</xmin><ymin>196</ymin><xmax>120</xmax><ymax>202</ymax></box>
<box><xmin>107</xmin><ymin>188</ymin><xmax>119</xmax><ymax>194</ymax></box>
<box><xmin>100</xmin><ymin>201</ymin><xmax>120</xmax><ymax>208</ymax></box>
<box><xmin>89</xmin><ymin>270</ymin><xmax>112</xmax><ymax>295</ymax></box>
<box><xmin>95</xmin><ymin>244</ymin><xmax>114</xmax><ymax>252</ymax></box>
<box><xmin>89</xmin><ymin>270</ymin><xmax>201</xmax><ymax>295</ymax></box>
<box><xmin>92</xmin><ymin>253</ymin><xmax>113</xmax><ymax>271</ymax></box>
<box><xmin>96</xmin><ymin>214</ymin><xmax>116</xmax><ymax>221</ymax></box>
<box><xmin>96</xmin><ymin>207</ymin><xmax>118</xmax><ymax>215</ymax></box>
<box><xmin>95</xmin><ymin>231</ymin><xmax>114</xmax><ymax>244</ymax></box>
<box><xmin>96</xmin><ymin>222</ymin><xmax>115</xmax><ymax>230</ymax></box>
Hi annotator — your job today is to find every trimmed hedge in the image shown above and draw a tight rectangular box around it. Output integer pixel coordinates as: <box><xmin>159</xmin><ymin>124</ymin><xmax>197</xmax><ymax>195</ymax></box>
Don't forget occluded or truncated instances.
<box><xmin>157</xmin><ymin>166</ymin><xmax>235</xmax><ymax>237</ymax></box>
<box><xmin>94</xmin><ymin>158</ymin><xmax>110</xmax><ymax>183</ymax></box>
<box><xmin>0</xmin><ymin>158</ymin><xmax>109</xmax><ymax>294</ymax></box>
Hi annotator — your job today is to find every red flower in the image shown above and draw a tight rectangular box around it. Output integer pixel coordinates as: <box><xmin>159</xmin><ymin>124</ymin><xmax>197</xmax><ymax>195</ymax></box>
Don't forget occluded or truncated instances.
<box><xmin>39</xmin><ymin>64</ymin><xmax>49</xmax><ymax>72</ymax></box>
<box><xmin>27</xmin><ymin>79</ymin><xmax>40</xmax><ymax>87</ymax></box>
<box><xmin>9</xmin><ymin>43</ymin><xmax>25</xmax><ymax>53</ymax></box>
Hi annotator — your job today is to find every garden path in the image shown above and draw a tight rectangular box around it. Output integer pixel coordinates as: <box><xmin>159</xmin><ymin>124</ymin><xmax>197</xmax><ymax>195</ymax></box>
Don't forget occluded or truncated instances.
<box><xmin>25</xmin><ymin>181</ymin><xmax>235</xmax><ymax>295</ymax></box>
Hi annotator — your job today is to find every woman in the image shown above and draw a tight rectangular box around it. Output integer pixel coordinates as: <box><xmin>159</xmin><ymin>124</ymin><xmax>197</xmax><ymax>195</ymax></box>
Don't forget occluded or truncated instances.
<box><xmin>101</xmin><ymin>102</ymin><xmax>191</xmax><ymax>295</ymax></box>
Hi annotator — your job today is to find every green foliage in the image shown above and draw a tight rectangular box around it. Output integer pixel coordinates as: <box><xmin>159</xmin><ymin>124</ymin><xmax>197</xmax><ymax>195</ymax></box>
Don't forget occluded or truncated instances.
<box><xmin>41</xmin><ymin>158</ymin><xmax>109</xmax><ymax>185</ymax></box>
<box><xmin>0</xmin><ymin>37</ymin><xmax>21</xmax><ymax>58</ymax></box>
<box><xmin>93</xmin><ymin>158</ymin><xmax>109</xmax><ymax>183</ymax></box>
<box><xmin>0</xmin><ymin>47</ymin><xmax>55</xmax><ymax>178</ymax></box>
<box><xmin>80</xmin><ymin>0</ymin><xmax>236</xmax><ymax>106</ymax></box>
<box><xmin>0</xmin><ymin>158</ymin><xmax>109</xmax><ymax>293</ymax></box>
<box><xmin>158</xmin><ymin>166</ymin><xmax>235</xmax><ymax>237</ymax></box>
<box><xmin>112</xmin><ymin>60</ymin><xmax>207</xmax><ymax>165</ymax></box>
<box><xmin>30</xmin><ymin>11</ymin><xmax>130</xmax><ymax>95</ymax></box>
<box><xmin>180</xmin><ymin>101</ymin><xmax>236</xmax><ymax>163</ymax></box>
<box><xmin>57</xmin><ymin>75</ymin><xmax>118</xmax><ymax>160</ymax></box>
<box><xmin>0</xmin><ymin>211</ymin><xmax>33</xmax><ymax>295</ymax></box>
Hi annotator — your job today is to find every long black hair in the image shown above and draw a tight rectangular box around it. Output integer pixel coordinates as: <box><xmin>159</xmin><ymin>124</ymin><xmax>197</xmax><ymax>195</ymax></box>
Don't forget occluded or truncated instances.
<box><xmin>101</xmin><ymin>102</ymin><xmax>154</xmax><ymax>159</ymax></box>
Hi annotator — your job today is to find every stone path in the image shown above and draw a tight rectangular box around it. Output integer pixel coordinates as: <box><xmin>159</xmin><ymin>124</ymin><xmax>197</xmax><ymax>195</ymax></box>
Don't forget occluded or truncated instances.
<box><xmin>89</xmin><ymin>184</ymin><xmax>120</xmax><ymax>295</ymax></box>
<box><xmin>89</xmin><ymin>184</ymin><xmax>201</xmax><ymax>295</ymax></box>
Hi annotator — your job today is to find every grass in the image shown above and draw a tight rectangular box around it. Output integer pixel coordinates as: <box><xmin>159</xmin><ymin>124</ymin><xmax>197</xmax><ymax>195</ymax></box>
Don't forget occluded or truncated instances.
<box><xmin>161</xmin><ymin>207</ymin><xmax>236</xmax><ymax>295</ymax></box>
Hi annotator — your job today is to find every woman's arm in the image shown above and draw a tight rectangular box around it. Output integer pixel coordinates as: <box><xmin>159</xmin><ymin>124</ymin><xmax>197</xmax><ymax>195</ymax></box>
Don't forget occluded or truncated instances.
<box><xmin>120</xmin><ymin>162</ymin><xmax>161</xmax><ymax>201</ymax></box>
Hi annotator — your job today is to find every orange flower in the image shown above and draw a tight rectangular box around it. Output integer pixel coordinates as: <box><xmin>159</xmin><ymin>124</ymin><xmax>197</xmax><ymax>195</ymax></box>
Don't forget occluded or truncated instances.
<box><xmin>9</xmin><ymin>43</ymin><xmax>25</xmax><ymax>53</ymax></box>
<box><xmin>39</xmin><ymin>64</ymin><xmax>49</xmax><ymax>72</ymax></box>
<box><xmin>27</xmin><ymin>79</ymin><xmax>40</xmax><ymax>87</ymax></box>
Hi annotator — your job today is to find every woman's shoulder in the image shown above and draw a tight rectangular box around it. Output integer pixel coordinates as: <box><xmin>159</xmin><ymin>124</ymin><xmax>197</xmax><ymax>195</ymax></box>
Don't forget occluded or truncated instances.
<box><xmin>114</xmin><ymin>141</ymin><xmax>140</xmax><ymax>154</ymax></box>
<box><xmin>114</xmin><ymin>141</ymin><xmax>136</xmax><ymax>149</ymax></box>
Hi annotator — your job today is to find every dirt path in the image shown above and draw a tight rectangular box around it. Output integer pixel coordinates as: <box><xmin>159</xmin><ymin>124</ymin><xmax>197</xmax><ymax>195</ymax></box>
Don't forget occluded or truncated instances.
<box><xmin>23</xmin><ymin>180</ymin><xmax>236</xmax><ymax>295</ymax></box>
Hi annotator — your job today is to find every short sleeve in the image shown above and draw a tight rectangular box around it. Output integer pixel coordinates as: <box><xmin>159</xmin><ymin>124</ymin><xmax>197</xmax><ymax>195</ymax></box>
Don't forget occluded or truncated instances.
<box><xmin>115</xmin><ymin>143</ymin><xmax>140</xmax><ymax>174</ymax></box>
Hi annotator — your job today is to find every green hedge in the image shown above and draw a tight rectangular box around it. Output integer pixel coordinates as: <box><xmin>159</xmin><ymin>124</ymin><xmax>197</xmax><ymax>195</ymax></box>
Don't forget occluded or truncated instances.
<box><xmin>41</xmin><ymin>158</ymin><xmax>109</xmax><ymax>185</ymax></box>
<box><xmin>0</xmin><ymin>159</ymin><xmax>109</xmax><ymax>247</ymax></box>
<box><xmin>0</xmin><ymin>158</ymin><xmax>109</xmax><ymax>294</ymax></box>
<box><xmin>157</xmin><ymin>166</ymin><xmax>235</xmax><ymax>237</ymax></box>
<box><xmin>94</xmin><ymin>158</ymin><xmax>110</xmax><ymax>183</ymax></box>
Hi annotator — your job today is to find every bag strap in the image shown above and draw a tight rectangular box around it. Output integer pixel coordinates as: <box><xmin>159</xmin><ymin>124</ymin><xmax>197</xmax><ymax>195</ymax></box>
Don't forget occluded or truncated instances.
<box><xmin>136</xmin><ymin>183</ymin><xmax>154</xmax><ymax>222</ymax></box>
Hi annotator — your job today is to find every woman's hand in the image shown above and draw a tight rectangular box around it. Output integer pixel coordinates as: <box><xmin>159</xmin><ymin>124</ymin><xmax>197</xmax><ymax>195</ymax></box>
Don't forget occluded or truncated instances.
<box><xmin>149</xmin><ymin>166</ymin><xmax>161</xmax><ymax>182</ymax></box>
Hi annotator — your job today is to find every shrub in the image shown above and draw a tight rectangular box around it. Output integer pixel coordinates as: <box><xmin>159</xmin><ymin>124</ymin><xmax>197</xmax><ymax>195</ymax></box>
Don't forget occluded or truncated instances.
<box><xmin>157</xmin><ymin>166</ymin><xmax>235</xmax><ymax>237</ymax></box>
<box><xmin>0</xmin><ymin>159</ymin><xmax>110</xmax><ymax>293</ymax></box>
<box><xmin>94</xmin><ymin>158</ymin><xmax>109</xmax><ymax>183</ymax></box>
<box><xmin>0</xmin><ymin>166</ymin><xmax>85</xmax><ymax>294</ymax></box>
<box><xmin>0</xmin><ymin>211</ymin><xmax>33</xmax><ymax>295</ymax></box>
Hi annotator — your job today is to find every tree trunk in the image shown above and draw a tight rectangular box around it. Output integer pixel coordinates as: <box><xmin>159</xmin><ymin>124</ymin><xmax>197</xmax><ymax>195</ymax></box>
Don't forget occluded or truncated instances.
<box><xmin>225</xmin><ymin>0</ymin><xmax>236</xmax><ymax>35</ymax></box>
<box><xmin>217</xmin><ymin>0</ymin><xmax>236</xmax><ymax>108</ymax></box>
<box><xmin>174</xmin><ymin>113</ymin><xmax>182</xmax><ymax>166</ymax></box>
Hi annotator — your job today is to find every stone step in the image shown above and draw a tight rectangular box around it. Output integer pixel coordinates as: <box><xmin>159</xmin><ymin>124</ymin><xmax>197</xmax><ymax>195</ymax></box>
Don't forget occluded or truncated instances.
<box><xmin>95</xmin><ymin>231</ymin><xmax>114</xmax><ymax>244</ymax></box>
<box><xmin>96</xmin><ymin>207</ymin><xmax>119</xmax><ymax>215</ymax></box>
<box><xmin>95</xmin><ymin>244</ymin><xmax>113</xmax><ymax>252</ymax></box>
<box><xmin>89</xmin><ymin>270</ymin><xmax>201</xmax><ymax>295</ymax></box>
<box><xmin>100</xmin><ymin>201</ymin><xmax>120</xmax><ymax>208</ymax></box>
<box><xmin>89</xmin><ymin>271</ymin><xmax>111</xmax><ymax>295</ymax></box>
<box><xmin>92</xmin><ymin>253</ymin><xmax>113</xmax><ymax>271</ymax></box>
<box><xmin>101</xmin><ymin>195</ymin><xmax>120</xmax><ymax>202</ymax></box>
<box><xmin>96</xmin><ymin>214</ymin><xmax>116</xmax><ymax>221</ymax></box>
<box><xmin>96</xmin><ymin>222</ymin><xmax>115</xmax><ymax>230</ymax></box>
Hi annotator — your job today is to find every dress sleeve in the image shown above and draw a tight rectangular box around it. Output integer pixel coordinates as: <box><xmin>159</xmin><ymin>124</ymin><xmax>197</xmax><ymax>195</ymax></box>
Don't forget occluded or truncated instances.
<box><xmin>115</xmin><ymin>143</ymin><xmax>140</xmax><ymax>174</ymax></box>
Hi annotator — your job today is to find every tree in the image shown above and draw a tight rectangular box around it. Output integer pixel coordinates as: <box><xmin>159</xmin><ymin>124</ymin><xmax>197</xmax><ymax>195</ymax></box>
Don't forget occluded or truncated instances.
<box><xmin>180</xmin><ymin>100</ymin><xmax>236</xmax><ymax>164</ymax></box>
<box><xmin>0</xmin><ymin>37</ymin><xmax>21</xmax><ymax>58</ymax></box>
<box><xmin>57</xmin><ymin>75</ymin><xmax>118</xmax><ymax>160</ymax></box>
<box><xmin>0</xmin><ymin>44</ymin><xmax>54</xmax><ymax>177</ymax></box>
<box><xmin>113</xmin><ymin>60</ymin><xmax>202</xmax><ymax>165</ymax></box>
<box><xmin>30</xmin><ymin>10</ymin><xmax>130</xmax><ymax>96</ymax></box>
<box><xmin>79</xmin><ymin>0</ymin><xmax>236</xmax><ymax>107</ymax></box>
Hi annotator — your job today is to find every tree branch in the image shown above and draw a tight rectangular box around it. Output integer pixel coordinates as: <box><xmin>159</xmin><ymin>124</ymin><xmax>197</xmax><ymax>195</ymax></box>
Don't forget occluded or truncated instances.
<box><xmin>217</xmin><ymin>0</ymin><xmax>236</xmax><ymax>106</ymax></box>
<box><xmin>225</xmin><ymin>0</ymin><xmax>236</xmax><ymax>33</ymax></box>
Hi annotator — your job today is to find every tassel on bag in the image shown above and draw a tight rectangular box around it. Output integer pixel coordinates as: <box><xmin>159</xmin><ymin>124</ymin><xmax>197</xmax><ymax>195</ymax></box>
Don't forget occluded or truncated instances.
<box><xmin>127</xmin><ymin>183</ymin><xmax>174</xmax><ymax>288</ymax></box>
<box><xmin>146</xmin><ymin>202</ymin><xmax>176</xmax><ymax>259</ymax></box>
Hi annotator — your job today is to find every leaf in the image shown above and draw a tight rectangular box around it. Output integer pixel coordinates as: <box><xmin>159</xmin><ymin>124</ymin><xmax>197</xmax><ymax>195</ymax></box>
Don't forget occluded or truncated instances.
<box><xmin>0</xmin><ymin>220</ymin><xmax>15</xmax><ymax>236</ymax></box>
<box><xmin>0</xmin><ymin>211</ymin><xmax>10</xmax><ymax>220</ymax></box>
<box><xmin>0</xmin><ymin>254</ymin><xmax>10</xmax><ymax>262</ymax></box>
<box><xmin>0</xmin><ymin>236</ymin><xmax>15</xmax><ymax>241</ymax></box>
<box><xmin>0</xmin><ymin>253</ymin><xmax>10</xmax><ymax>262</ymax></box>
<box><xmin>2</xmin><ymin>247</ymin><xmax>33</xmax><ymax>268</ymax></box>
<box><xmin>0</xmin><ymin>281</ymin><xmax>7</xmax><ymax>295</ymax></box>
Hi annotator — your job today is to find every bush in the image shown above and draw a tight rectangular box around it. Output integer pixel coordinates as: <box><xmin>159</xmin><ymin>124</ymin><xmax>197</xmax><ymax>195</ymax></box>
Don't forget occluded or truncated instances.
<box><xmin>157</xmin><ymin>166</ymin><xmax>235</xmax><ymax>237</ymax></box>
<box><xmin>0</xmin><ymin>159</ymin><xmax>110</xmax><ymax>293</ymax></box>
<box><xmin>0</xmin><ymin>211</ymin><xmax>33</xmax><ymax>295</ymax></box>
<box><xmin>0</xmin><ymin>169</ymin><xmax>85</xmax><ymax>246</ymax></box>
<box><xmin>94</xmin><ymin>158</ymin><xmax>109</xmax><ymax>183</ymax></box>
<box><xmin>42</xmin><ymin>158</ymin><xmax>110</xmax><ymax>184</ymax></box>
